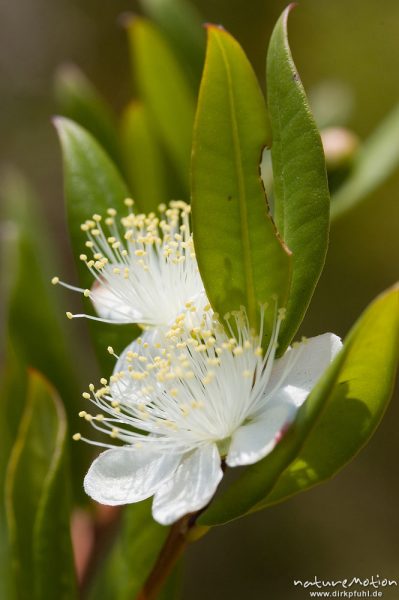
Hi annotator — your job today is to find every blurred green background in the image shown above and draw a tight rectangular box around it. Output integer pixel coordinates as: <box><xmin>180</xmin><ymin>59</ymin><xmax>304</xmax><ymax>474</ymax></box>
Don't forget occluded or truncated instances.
<box><xmin>1</xmin><ymin>0</ymin><xmax>398</xmax><ymax>598</ymax></box>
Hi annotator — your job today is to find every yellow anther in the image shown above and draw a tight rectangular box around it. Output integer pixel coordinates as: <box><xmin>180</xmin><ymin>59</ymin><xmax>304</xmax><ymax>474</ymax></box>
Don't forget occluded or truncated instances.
<box><xmin>66</xmin><ymin>312</ymin><xmax>73</xmax><ymax>320</ymax></box>
<box><xmin>95</xmin><ymin>414</ymin><xmax>104</xmax><ymax>421</ymax></box>
<box><xmin>100</xmin><ymin>377</ymin><xmax>108</xmax><ymax>385</ymax></box>
<box><xmin>51</xmin><ymin>276</ymin><xmax>59</xmax><ymax>285</ymax></box>
<box><xmin>113</xmin><ymin>267</ymin><xmax>121</xmax><ymax>274</ymax></box>
<box><xmin>80</xmin><ymin>254</ymin><xmax>87</xmax><ymax>261</ymax></box>
<box><xmin>107</xmin><ymin>208</ymin><xmax>117</xmax><ymax>217</ymax></box>
<box><xmin>85</xmin><ymin>241</ymin><xmax>94</xmax><ymax>248</ymax></box>
<box><xmin>278</xmin><ymin>307</ymin><xmax>287</xmax><ymax>320</ymax></box>
<box><xmin>83</xmin><ymin>289</ymin><xmax>90</xmax><ymax>297</ymax></box>
<box><xmin>84</xmin><ymin>413</ymin><xmax>93</xmax><ymax>421</ymax></box>
<box><xmin>255</xmin><ymin>347</ymin><xmax>263</xmax><ymax>357</ymax></box>
<box><xmin>107</xmin><ymin>346</ymin><xmax>114</xmax><ymax>355</ymax></box>
<box><xmin>124</xmin><ymin>198</ymin><xmax>134</xmax><ymax>207</ymax></box>
<box><xmin>92</xmin><ymin>214</ymin><xmax>102</xmax><ymax>222</ymax></box>
<box><xmin>110</xmin><ymin>428</ymin><xmax>119</xmax><ymax>438</ymax></box>
<box><xmin>78</xmin><ymin>411</ymin><xmax>87</xmax><ymax>418</ymax></box>
<box><xmin>72</xmin><ymin>433</ymin><xmax>81</xmax><ymax>441</ymax></box>
<box><xmin>82</xmin><ymin>392</ymin><xmax>91</xmax><ymax>400</ymax></box>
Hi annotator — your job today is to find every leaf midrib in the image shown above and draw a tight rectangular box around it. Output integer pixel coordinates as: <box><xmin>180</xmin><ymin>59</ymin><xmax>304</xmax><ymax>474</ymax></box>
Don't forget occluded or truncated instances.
<box><xmin>214</xmin><ymin>34</ymin><xmax>256</xmax><ymax>325</ymax></box>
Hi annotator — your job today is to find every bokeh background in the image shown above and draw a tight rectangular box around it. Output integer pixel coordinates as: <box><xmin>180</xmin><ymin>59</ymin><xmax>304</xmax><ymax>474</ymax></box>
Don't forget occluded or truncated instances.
<box><xmin>1</xmin><ymin>0</ymin><xmax>398</xmax><ymax>598</ymax></box>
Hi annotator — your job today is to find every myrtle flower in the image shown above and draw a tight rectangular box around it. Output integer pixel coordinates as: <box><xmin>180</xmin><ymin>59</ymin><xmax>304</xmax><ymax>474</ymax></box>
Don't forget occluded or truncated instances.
<box><xmin>52</xmin><ymin>200</ymin><xmax>208</xmax><ymax>328</ymax></box>
<box><xmin>75</xmin><ymin>308</ymin><xmax>342</xmax><ymax>525</ymax></box>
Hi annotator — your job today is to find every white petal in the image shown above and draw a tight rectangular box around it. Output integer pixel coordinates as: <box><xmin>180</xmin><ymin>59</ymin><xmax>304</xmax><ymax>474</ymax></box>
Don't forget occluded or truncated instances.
<box><xmin>84</xmin><ymin>447</ymin><xmax>180</xmax><ymax>506</ymax></box>
<box><xmin>111</xmin><ymin>329</ymin><xmax>163</xmax><ymax>396</ymax></box>
<box><xmin>267</xmin><ymin>332</ymin><xmax>342</xmax><ymax>408</ymax></box>
<box><xmin>152</xmin><ymin>444</ymin><xmax>223</xmax><ymax>525</ymax></box>
<box><xmin>90</xmin><ymin>280</ymin><xmax>144</xmax><ymax>323</ymax></box>
<box><xmin>226</xmin><ymin>402</ymin><xmax>296</xmax><ymax>467</ymax></box>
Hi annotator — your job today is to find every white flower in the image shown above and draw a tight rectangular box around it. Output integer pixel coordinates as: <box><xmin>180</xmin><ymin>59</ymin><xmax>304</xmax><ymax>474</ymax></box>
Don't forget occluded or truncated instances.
<box><xmin>76</xmin><ymin>309</ymin><xmax>342</xmax><ymax>525</ymax></box>
<box><xmin>52</xmin><ymin>199</ymin><xmax>208</xmax><ymax>328</ymax></box>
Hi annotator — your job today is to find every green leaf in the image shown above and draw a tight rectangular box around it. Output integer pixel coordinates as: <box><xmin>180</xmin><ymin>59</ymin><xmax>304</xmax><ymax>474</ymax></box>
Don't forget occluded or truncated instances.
<box><xmin>54</xmin><ymin>117</ymin><xmax>139</xmax><ymax>374</ymax></box>
<box><xmin>55</xmin><ymin>63</ymin><xmax>122</xmax><ymax>169</ymax></box>
<box><xmin>331</xmin><ymin>103</ymin><xmax>399</xmax><ymax>221</ymax></box>
<box><xmin>191</xmin><ymin>25</ymin><xmax>291</xmax><ymax>344</ymax></box>
<box><xmin>267</xmin><ymin>6</ymin><xmax>330</xmax><ymax>353</ymax></box>
<box><xmin>0</xmin><ymin>341</ymin><xmax>27</xmax><ymax>600</ymax></box>
<box><xmin>5</xmin><ymin>370</ymin><xmax>77</xmax><ymax>600</ymax></box>
<box><xmin>139</xmin><ymin>0</ymin><xmax>205</xmax><ymax>88</ymax></box>
<box><xmin>120</xmin><ymin>101</ymin><xmax>169</xmax><ymax>212</ymax></box>
<box><xmin>126</xmin><ymin>16</ymin><xmax>196</xmax><ymax>194</ymax></box>
<box><xmin>0</xmin><ymin>167</ymin><xmax>89</xmax><ymax>494</ymax></box>
<box><xmin>199</xmin><ymin>284</ymin><xmax>399</xmax><ymax>525</ymax></box>
<box><xmin>89</xmin><ymin>500</ymin><xmax>169</xmax><ymax>600</ymax></box>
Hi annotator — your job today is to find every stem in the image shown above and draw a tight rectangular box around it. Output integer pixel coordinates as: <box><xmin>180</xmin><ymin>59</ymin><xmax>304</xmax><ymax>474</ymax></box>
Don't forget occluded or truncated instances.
<box><xmin>135</xmin><ymin>514</ymin><xmax>192</xmax><ymax>600</ymax></box>
<box><xmin>136</xmin><ymin>462</ymin><xmax>226</xmax><ymax>599</ymax></box>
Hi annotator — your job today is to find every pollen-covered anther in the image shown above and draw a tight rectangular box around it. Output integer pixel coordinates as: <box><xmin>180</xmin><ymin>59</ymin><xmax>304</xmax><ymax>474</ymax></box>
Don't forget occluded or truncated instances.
<box><xmin>233</xmin><ymin>346</ymin><xmax>244</xmax><ymax>356</ymax></box>
<box><xmin>51</xmin><ymin>276</ymin><xmax>59</xmax><ymax>285</ymax></box>
<box><xmin>203</xmin><ymin>372</ymin><xmax>215</xmax><ymax>385</ymax></box>
<box><xmin>82</xmin><ymin>392</ymin><xmax>91</xmax><ymax>400</ymax></box>
<box><xmin>72</xmin><ymin>433</ymin><xmax>81</xmax><ymax>441</ymax></box>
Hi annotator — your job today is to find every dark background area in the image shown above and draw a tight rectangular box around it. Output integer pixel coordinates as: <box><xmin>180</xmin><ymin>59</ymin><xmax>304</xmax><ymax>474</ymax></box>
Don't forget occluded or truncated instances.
<box><xmin>1</xmin><ymin>0</ymin><xmax>398</xmax><ymax>598</ymax></box>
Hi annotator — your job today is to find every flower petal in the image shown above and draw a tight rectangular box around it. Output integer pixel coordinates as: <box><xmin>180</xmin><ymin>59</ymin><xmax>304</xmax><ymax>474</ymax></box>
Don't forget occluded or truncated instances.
<box><xmin>267</xmin><ymin>332</ymin><xmax>342</xmax><ymax>407</ymax></box>
<box><xmin>90</xmin><ymin>280</ymin><xmax>144</xmax><ymax>323</ymax></box>
<box><xmin>152</xmin><ymin>444</ymin><xmax>223</xmax><ymax>525</ymax></box>
<box><xmin>84</xmin><ymin>447</ymin><xmax>180</xmax><ymax>505</ymax></box>
<box><xmin>226</xmin><ymin>402</ymin><xmax>296</xmax><ymax>467</ymax></box>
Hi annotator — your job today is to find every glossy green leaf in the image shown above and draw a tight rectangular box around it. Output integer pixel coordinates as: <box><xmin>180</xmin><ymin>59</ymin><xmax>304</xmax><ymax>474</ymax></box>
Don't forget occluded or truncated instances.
<box><xmin>54</xmin><ymin>117</ymin><xmax>138</xmax><ymax>374</ymax></box>
<box><xmin>139</xmin><ymin>0</ymin><xmax>205</xmax><ymax>87</ymax></box>
<box><xmin>267</xmin><ymin>6</ymin><xmax>330</xmax><ymax>353</ymax></box>
<box><xmin>126</xmin><ymin>16</ymin><xmax>195</xmax><ymax>193</ymax></box>
<box><xmin>191</xmin><ymin>26</ymin><xmax>291</xmax><ymax>344</ymax></box>
<box><xmin>5</xmin><ymin>370</ymin><xmax>77</xmax><ymax>600</ymax></box>
<box><xmin>55</xmin><ymin>63</ymin><xmax>122</xmax><ymax>169</ymax></box>
<box><xmin>89</xmin><ymin>500</ymin><xmax>169</xmax><ymax>600</ymax></box>
<box><xmin>120</xmin><ymin>101</ymin><xmax>169</xmax><ymax>212</ymax></box>
<box><xmin>331</xmin><ymin>103</ymin><xmax>399</xmax><ymax>221</ymax></box>
<box><xmin>0</xmin><ymin>167</ymin><xmax>88</xmax><ymax>492</ymax></box>
<box><xmin>199</xmin><ymin>284</ymin><xmax>399</xmax><ymax>525</ymax></box>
